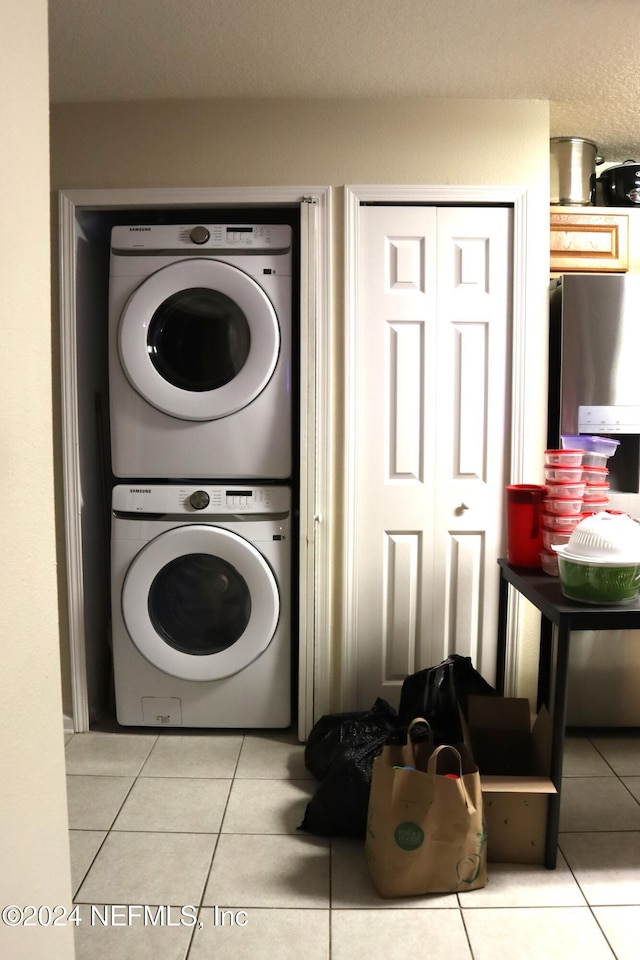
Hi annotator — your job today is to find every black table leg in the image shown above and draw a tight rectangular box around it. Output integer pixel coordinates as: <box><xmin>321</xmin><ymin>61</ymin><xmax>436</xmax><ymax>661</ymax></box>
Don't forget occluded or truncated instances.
<box><xmin>537</xmin><ymin>616</ymin><xmax>553</xmax><ymax>712</ymax></box>
<box><xmin>544</xmin><ymin>618</ymin><xmax>570</xmax><ymax>869</ymax></box>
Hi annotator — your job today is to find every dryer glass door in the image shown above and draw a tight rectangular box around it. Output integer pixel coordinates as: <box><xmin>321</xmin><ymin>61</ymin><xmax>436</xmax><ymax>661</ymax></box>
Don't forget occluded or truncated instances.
<box><xmin>148</xmin><ymin>288</ymin><xmax>251</xmax><ymax>393</ymax></box>
<box><xmin>118</xmin><ymin>259</ymin><xmax>280</xmax><ymax>421</ymax></box>
<box><xmin>121</xmin><ymin>524</ymin><xmax>280</xmax><ymax>680</ymax></box>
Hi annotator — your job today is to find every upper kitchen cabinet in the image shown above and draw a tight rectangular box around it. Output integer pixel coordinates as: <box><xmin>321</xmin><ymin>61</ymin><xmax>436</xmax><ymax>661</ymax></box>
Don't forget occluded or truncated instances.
<box><xmin>550</xmin><ymin>206</ymin><xmax>640</xmax><ymax>275</ymax></box>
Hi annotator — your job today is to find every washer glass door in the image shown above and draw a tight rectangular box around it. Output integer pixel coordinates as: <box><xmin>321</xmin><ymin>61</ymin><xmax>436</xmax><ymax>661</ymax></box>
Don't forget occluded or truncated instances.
<box><xmin>149</xmin><ymin>552</ymin><xmax>251</xmax><ymax>656</ymax></box>
<box><xmin>122</xmin><ymin>525</ymin><xmax>280</xmax><ymax>680</ymax></box>
<box><xmin>118</xmin><ymin>259</ymin><xmax>280</xmax><ymax>421</ymax></box>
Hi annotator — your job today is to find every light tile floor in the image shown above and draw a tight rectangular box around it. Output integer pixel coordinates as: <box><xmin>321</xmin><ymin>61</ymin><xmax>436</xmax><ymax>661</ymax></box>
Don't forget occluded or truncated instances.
<box><xmin>64</xmin><ymin>726</ymin><xmax>640</xmax><ymax>960</ymax></box>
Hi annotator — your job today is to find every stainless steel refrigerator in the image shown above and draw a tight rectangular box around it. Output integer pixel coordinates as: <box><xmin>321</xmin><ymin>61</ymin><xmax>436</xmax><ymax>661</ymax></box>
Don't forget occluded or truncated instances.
<box><xmin>549</xmin><ymin>274</ymin><xmax>640</xmax><ymax>726</ymax></box>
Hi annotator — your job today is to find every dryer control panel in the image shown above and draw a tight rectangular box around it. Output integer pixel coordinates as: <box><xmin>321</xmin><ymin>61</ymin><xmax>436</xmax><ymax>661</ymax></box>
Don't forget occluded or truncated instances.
<box><xmin>112</xmin><ymin>483</ymin><xmax>291</xmax><ymax>516</ymax></box>
<box><xmin>111</xmin><ymin>223</ymin><xmax>292</xmax><ymax>256</ymax></box>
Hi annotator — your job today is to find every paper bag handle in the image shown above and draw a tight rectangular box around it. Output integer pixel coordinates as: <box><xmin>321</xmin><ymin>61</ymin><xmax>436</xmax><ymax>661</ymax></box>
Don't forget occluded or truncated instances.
<box><xmin>407</xmin><ymin>717</ymin><xmax>432</xmax><ymax>738</ymax></box>
<box><xmin>405</xmin><ymin>717</ymin><xmax>434</xmax><ymax>769</ymax></box>
<box><xmin>427</xmin><ymin>744</ymin><xmax>476</xmax><ymax>814</ymax></box>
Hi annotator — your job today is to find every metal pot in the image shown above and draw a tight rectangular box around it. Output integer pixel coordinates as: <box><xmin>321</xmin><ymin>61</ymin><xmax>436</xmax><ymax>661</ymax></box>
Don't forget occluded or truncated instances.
<box><xmin>599</xmin><ymin>160</ymin><xmax>640</xmax><ymax>206</ymax></box>
<box><xmin>550</xmin><ymin>137</ymin><xmax>604</xmax><ymax>205</ymax></box>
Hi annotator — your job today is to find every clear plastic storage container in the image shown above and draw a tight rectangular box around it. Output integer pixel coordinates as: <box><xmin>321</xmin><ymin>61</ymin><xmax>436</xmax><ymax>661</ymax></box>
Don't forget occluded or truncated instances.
<box><xmin>583</xmin><ymin>482</ymin><xmax>610</xmax><ymax>501</ymax></box>
<box><xmin>542</xmin><ymin>528</ymin><xmax>572</xmax><ymax>550</ymax></box>
<box><xmin>561</xmin><ymin>435</ymin><xmax>620</xmax><ymax>457</ymax></box>
<box><xmin>540</xmin><ymin>548</ymin><xmax>559</xmax><ymax>577</ymax></box>
<box><xmin>545</xmin><ymin>497</ymin><xmax>584</xmax><ymax>516</ymax></box>
<box><xmin>582</xmin><ymin>466</ymin><xmax>609</xmax><ymax>483</ymax></box>
<box><xmin>545</xmin><ymin>466</ymin><xmax>583</xmax><ymax>482</ymax></box>
<box><xmin>542</xmin><ymin>512</ymin><xmax>584</xmax><ymax>530</ymax></box>
<box><xmin>582</xmin><ymin>452</ymin><xmax>610</xmax><ymax>468</ymax></box>
<box><xmin>545</xmin><ymin>449</ymin><xmax>583</xmax><ymax>467</ymax></box>
<box><xmin>546</xmin><ymin>481</ymin><xmax>586</xmax><ymax>499</ymax></box>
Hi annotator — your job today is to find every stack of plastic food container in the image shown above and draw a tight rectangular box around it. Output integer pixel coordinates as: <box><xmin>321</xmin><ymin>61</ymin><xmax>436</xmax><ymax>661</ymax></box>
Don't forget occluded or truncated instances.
<box><xmin>540</xmin><ymin>436</ymin><xmax>621</xmax><ymax>576</ymax></box>
<box><xmin>541</xmin><ymin>447</ymin><xmax>586</xmax><ymax>576</ymax></box>
<box><xmin>562</xmin><ymin>435</ymin><xmax>619</xmax><ymax>515</ymax></box>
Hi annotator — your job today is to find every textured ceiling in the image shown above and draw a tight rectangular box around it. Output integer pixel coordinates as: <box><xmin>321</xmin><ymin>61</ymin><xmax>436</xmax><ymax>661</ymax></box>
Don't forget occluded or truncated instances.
<box><xmin>48</xmin><ymin>0</ymin><xmax>640</xmax><ymax>161</ymax></box>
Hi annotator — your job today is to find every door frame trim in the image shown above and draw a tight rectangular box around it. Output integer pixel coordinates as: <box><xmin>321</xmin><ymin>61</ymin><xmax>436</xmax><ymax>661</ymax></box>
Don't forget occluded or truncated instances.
<box><xmin>342</xmin><ymin>184</ymin><xmax>531</xmax><ymax>707</ymax></box>
<box><xmin>58</xmin><ymin>186</ymin><xmax>332</xmax><ymax>738</ymax></box>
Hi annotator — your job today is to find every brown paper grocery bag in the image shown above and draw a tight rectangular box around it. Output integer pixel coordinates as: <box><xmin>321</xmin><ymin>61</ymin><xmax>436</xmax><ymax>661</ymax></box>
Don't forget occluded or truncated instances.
<box><xmin>365</xmin><ymin>738</ymin><xmax>487</xmax><ymax>897</ymax></box>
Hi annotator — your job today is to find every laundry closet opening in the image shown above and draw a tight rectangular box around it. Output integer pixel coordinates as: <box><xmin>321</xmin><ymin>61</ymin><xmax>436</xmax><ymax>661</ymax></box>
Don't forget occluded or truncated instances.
<box><xmin>58</xmin><ymin>193</ymin><xmax>329</xmax><ymax>738</ymax></box>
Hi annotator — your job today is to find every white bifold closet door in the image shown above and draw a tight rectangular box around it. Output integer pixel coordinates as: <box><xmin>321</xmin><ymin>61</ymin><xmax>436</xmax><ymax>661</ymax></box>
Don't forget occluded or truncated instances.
<box><xmin>353</xmin><ymin>205</ymin><xmax>512</xmax><ymax>708</ymax></box>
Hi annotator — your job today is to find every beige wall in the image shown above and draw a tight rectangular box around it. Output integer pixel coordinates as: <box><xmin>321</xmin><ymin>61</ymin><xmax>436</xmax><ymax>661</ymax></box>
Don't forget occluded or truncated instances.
<box><xmin>50</xmin><ymin>96</ymin><xmax>550</xmax><ymax>710</ymax></box>
<box><xmin>50</xmin><ymin>98</ymin><xmax>547</xmax><ymax>189</ymax></box>
<box><xmin>1</xmin><ymin>2</ymin><xmax>75</xmax><ymax>958</ymax></box>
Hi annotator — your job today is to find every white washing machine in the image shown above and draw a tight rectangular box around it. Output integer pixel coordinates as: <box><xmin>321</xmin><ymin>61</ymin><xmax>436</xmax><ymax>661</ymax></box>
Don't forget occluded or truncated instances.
<box><xmin>111</xmin><ymin>483</ymin><xmax>291</xmax><ymax>728</ymax></box>
<box><xmin>109</xmin><ymin>223</ymin><xmax>293</xmax><ymax>480</ymax></box>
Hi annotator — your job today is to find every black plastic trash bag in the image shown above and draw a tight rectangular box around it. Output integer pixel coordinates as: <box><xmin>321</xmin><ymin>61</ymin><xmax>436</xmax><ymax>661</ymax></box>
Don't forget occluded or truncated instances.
<box><xmin>398</xmin><ymin>654</ymin><xmax>496</xmax><ymax>745</ymax></box>
<box><xmin>299</xmin><ymin>699</ymin><xmax>399</xmax><ymax>838</ymax></box>
<box><xmin>303</xmin><ymin>698</ymin><xmax>398</xmax><ymax>780</ymax></box>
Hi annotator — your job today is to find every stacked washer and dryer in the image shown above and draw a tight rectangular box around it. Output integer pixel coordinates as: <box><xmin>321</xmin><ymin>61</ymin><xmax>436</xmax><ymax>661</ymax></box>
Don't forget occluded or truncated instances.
<box><xmin>108</xmin><ymin>223</ymin><xmax>294</xmax><ymax>728</ymax></box>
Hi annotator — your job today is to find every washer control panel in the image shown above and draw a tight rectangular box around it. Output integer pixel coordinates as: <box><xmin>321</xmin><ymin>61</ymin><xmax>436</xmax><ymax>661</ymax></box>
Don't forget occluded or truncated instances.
<box><xmin>113</xmin><ymin>484</ymin><xmax>290</xmax><ymax>516</ymax></box>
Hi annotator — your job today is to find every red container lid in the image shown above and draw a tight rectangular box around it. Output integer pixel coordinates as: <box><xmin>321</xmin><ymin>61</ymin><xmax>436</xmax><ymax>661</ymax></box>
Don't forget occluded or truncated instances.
<box><xmin>542</xmin><ymin>509</ymin><xmax>584</xmax><ymax>521</ymax></box>
<box><xmin>545</xmin><ymin>449</ymin><xmax>583</xmax><ymax>456</ymax></box>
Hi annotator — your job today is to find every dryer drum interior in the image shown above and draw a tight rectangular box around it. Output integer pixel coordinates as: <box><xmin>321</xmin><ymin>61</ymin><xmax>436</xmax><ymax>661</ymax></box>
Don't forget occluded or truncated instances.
<box><xmin>147</xmin><ymin>287</ymin><xmax>252</xmax><ymax>393</ymax></box>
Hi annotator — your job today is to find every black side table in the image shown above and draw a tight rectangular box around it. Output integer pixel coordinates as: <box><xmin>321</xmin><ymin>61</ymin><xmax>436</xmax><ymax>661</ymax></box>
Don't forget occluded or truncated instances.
<box><xmin>496</xmin><ymin>558</ymin><xmax>640</xmax><ymax>869</ymax></box>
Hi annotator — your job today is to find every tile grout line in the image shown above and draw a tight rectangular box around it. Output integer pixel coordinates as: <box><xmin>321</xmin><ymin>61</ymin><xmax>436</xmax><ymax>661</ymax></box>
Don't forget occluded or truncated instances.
<box><xmin>191</xmin><ymin>734</ymin><xmax>245</xmax><ymax>919</ymax></box>
<box><xmin>458</xmin><ymin>903</ymin><xmax>478</xmax><ymax>960</ymax></box>
<box><xmin>587</xmin><ymin>902</ymin><xmax>622</xmax><ymax>960</ymax></box>
<box><xmin>588</xmin><ymin>733</ymin><xmax>640</xmax><ymax>780</ymax></box>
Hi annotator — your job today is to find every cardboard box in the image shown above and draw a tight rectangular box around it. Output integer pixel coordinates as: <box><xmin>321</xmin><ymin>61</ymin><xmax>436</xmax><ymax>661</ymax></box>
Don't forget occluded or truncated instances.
<box><xmin>466</xmin><ymin>696</ymin><xmax>556</xmax><ymax>864</ymax></box>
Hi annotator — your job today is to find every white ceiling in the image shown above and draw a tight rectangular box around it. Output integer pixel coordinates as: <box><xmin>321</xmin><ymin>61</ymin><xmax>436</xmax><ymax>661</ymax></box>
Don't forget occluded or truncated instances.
<box><xmin>48</xmin><ymin>0</ymin><xmax>640</xmax><ymax>162</ymax></box>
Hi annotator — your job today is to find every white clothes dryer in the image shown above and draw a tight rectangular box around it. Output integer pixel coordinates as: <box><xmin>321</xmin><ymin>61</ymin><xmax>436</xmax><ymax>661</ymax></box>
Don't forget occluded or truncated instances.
<box><xmin>109</xmin><ymin>223</ymin><xmax>292</xmax><ymax>480</ymax></box>
<box><xmin>111</xmin><ymin>483</ymin><xmax>291</xmax><ymax>728</ymax></box>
